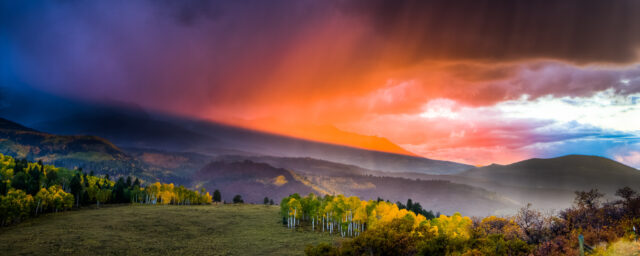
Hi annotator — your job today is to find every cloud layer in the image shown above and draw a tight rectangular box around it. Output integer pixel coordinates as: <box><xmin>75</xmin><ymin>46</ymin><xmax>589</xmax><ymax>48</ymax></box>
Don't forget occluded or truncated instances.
<box><xmin>2</xmin><ymin>0</ymin><xmax>640</xmax><ymax>166</ymax></box>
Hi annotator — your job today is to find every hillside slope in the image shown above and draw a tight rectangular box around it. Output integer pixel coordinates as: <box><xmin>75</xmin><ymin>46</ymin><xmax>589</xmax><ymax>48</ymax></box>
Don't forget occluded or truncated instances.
<box><xmin>0</xmin><ymin>118</ymin><xmax>184</xmax><ymax>183</ymax></box>
<box><xmin>448</xmin><ymin>155</ymin><xmax>640</xmax><ymax>210</ymax></box>
<box><xmin>0</xmin><ymin>118</ymin><xmax>134</xmax><ymax>172</ymax></box>
<box><xmin>196</xmin><ymin>158</ymin><xmax>516</xmax><ymax>216</ymax></box>
<box><xmin>193</xmin><ymin>160</ymin><xmax>316</xmax><ymax>203</ymax></box>
<box><xmin>462</xmin><ymin>155</ymin><xmax>640</xmax><ymax>192</ymax></box>
<box><xmin>22</xmin><ymin>94</ymin><xmax>472</xmax><ymax>175</ymax></box>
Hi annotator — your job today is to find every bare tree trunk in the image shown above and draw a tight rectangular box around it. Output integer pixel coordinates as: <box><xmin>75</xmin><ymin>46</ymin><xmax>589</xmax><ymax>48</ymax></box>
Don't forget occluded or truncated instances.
<box><xmin>35</xmin><ymin>200</ymin><xmax>41</xmax><ymax>215</ymax></box>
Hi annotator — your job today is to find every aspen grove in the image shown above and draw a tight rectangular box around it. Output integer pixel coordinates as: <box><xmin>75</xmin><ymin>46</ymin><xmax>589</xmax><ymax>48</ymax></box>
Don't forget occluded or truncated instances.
<box><xmin>280</xmin><ymin>193</ymin><xmax>442</xmax><ymax>238</ymax></box>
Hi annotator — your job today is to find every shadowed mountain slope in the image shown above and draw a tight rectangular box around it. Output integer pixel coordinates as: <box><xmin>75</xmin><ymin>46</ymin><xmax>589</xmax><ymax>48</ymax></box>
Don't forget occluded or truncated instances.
<box><xmin>0</xmin><ymin>118</ymin><xmax>186</xmax><ymax>183</ymax></box>
<box><xmin>197</xmin><ymin>157</ymin><xmax>516</xmax><ymax>216</ymax></box>
<box><xmin>193</xmin><ymin>160</ymin><xmax>315</xmax><ymax>204</ymax></box>
<box><xmin>441</xmin><ymin>155</ymin><xmax>640</xmax><ymax>211</ymax></box>
<box><xmin>462</xmin><ymin>155</ymin><xmax>640</xmax><ymax>192</ymax></box>
<box><xmin>35</xmin><ymin>107</ymin><xmax>473</xmax><ymax>175</ymax></box>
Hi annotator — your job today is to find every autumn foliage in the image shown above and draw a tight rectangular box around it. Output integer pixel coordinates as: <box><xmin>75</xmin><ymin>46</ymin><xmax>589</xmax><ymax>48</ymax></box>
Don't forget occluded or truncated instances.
<box><xmin>0</xmin><ymin>154</ymin><xmax>211</xmax><ymax>226</ymax></box>
<box><xmin>300</xmin><ymin>188</ymin><xmax>640</xmax><ymax>256</ymax></box>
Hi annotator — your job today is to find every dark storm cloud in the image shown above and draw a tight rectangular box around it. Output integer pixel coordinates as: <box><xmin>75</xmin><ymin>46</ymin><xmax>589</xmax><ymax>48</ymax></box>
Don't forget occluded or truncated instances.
<box><xmin>0</xmin><ymin>0</ymin><xmax>330</xmax><ymax>109</ymax></box>
<box><xmin>343</xmin><ymin>0</ymin><xmax>640</xmax><ymax>64</ymax></box>
<box><xmin>2</xmin><ymin>0</ymin><xmax>640</xmax><ymax>120</ymax></box>
<box><xmin>152</xmin><ymin>0</ymin><xmax>224</xmax><ymax>26</ymax></box>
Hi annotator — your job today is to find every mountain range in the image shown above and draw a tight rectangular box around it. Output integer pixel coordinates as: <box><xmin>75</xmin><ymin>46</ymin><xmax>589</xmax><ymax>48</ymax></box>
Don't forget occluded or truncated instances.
<box><xmin>0</xmin><ymin>87</ymin><xmax>639</xmax><ymax>215</ymax></box>
<box><xmin>0</xmin><ymin>116</ymin><xmax>506</xmax><ymax>215</ymax></box>
<box><xmin>2</xmin><ymin>114</ymin><xmax>639</xmax><ymax>215</ymax></box>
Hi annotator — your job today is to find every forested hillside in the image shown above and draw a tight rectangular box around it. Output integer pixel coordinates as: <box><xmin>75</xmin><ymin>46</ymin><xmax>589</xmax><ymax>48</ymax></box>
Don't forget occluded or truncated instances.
<box><xmin>0</xmin><ymin>154</ymin><xmax>211</xmax><ymax>226</ymax></box>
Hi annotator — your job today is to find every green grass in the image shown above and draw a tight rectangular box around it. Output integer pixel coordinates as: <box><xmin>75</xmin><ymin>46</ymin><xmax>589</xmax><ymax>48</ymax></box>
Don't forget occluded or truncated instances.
<box><xmin>0</xmin><ymin>204</ymin><xmax>342</xmax><ymax>256</ymax></box>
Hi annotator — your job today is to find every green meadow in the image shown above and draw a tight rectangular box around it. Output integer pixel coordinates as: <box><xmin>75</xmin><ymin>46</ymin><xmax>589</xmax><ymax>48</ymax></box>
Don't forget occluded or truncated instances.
<box><xmin>0</xmin><ymin>204</ymin><xmax>340</xmax><ymax>256</ymax></box>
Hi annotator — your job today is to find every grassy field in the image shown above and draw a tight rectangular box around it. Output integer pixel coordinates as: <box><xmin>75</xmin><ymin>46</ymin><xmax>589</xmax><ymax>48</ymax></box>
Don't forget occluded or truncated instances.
<box><xmin>0</xmin><ymin>204</ymin><xmax>341</xmax><ymax>256</ymax></box>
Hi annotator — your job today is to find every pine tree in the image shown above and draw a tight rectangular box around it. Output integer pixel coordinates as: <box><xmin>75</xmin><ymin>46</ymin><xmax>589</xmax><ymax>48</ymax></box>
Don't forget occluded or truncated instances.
<box><xmin>82</xmin><ymin>190</ymin><xmax>90</xmax><ymax>205</ymax></box>
<box><xmin>83</xmin><ymin>173</ymin><xmax>89</xmax><ymax>187</ymax></box>
<box><xmin>233</xmin><ymin>194</ymin><xmax>243</xmax><ymax>204</ymax></box>
<box><xmin>264</xmin><ymin>197</ymin><xmax>269</xmax><ymax>205</ymax></box>
<box><xmin>45</xmin><ymin>170</ymin><xmax>58</xmax><ymax>187</ymax></box>
<box><xmin>0</xmin><ymin>180</ymin><xmax>7</xmax><ymax>196</ymax></box>
<box><xmin>11</xmin><ymin>172</ymin><xmax>28</xmax><ymax>191</ymax></box>
<box><xmin>113</xmin><ymin>177</ymin><xmax>127</xmax><ymax>203</ymax></box>
<box><xmin>26</xmin><ymin>173</ymin><xmax>41</xmax><ymax>195</ymax></box>
<box><xmin>70</xmin><ymin>173</ymin><xmax>83</xmax><ymax>207</ymax></box>
<box><xmin>213</xmin><ymin>189</ymin><xmax>221</xmax><ymax>202</ymax></box>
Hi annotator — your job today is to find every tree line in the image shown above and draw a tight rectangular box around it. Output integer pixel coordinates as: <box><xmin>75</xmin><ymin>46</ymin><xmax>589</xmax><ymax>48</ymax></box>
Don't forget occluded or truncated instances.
<box><xmin>0</xmin><ymin>154</ymin><xmax>212</xmax><ymax>226</ymax></box>
<box><xmin>304</xmin><ymin>188</ymin><xmax>640</xmax><ymax>255</ymax></box>
<box><xmin>280</xmin><ymin>193</ymin><xmax>438</xmax><ymax>238</ymax></box>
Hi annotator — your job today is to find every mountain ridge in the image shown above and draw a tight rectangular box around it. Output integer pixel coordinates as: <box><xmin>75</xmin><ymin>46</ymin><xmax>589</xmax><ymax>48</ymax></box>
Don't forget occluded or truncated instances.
<box><xmin>33</xmin><ymin>106</ymin><xmax>474</xmax><ymax>175</ymax></box>
<box><xmin>0</xmin><ymin>117</ymin><xmax>187</xmax><ymax>183</ymax></box>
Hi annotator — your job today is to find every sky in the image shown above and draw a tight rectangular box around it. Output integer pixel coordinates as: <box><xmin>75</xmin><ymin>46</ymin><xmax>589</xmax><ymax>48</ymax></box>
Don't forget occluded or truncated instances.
<box><xmin>1</xmin><ymin>0</ymin><xmax>640</xmax><ymax>167</ymax></box>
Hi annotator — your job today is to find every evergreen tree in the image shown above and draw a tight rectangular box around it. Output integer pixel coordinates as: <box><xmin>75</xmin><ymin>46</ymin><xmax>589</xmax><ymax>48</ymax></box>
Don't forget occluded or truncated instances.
<box><xmin>82</xmin><ymin>190</ymin><xmax>91</xmax><ymax>205</ymax></box>
<box><xmin>113</xmin><ymin>177</ymin><xmax>128</xmax><ymax>203</ymax></box>
<box><xmin>70</xmin><ymin>173</ymin><xmax>83</xmax><ymax>207</ymax></box>
<box><xmin>83</xmin><ymin>173</ymin><xmax>90</xmax><ymax>187</ymax></box>
<box><xmin>0</xmin><ymin>180</ymin><xmax>7</xmax><ymax>196</ymax></box>
<box><xmin>233</xmin><ymin>194</ymin><xmax>243</xmax><ymax>204</ymax></box>
<box><xmin>126</xmin><ymin>176</ymin><xmax>132</xmax><ymax>188</ymax></box>
<box><xmin>45</xmin><ymin>170</ymin><xmax>58</xmax><ymax>187</ymax></box>
<box><xmin>26</xmin><ymin>169</ymin><xmax>41</xmax><ymax>195</ymax></box>
<box><xmin>13</xmin><ymin>159</ymin><xmax>25</xmax><ymax>173</ymax></box>
<box><xmin>264</xmin><ymin>197</ymin><xmax>269</xmax><ymax>205</ymax></box>
<box><xmin>213</xmin><ymin>189</ymin><xmax>221</xmax><ymax>202</ymax></box>
<box><xmin>269</xmin><ymin>199</ymin><xmax>274</xmax><ymax>205</ymax></box>
<box><xmin>133</xmin><ymin>178</ymin><xmax>141</xmax><ymax>187</ymax></box>
<box><xmin>11</xmin><ymin>172</ymin><xmax>28</xmax><ymax>191</ymax></box>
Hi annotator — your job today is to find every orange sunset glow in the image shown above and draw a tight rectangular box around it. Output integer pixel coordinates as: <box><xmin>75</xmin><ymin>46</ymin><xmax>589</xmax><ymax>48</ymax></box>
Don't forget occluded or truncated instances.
<box><xmin>4</xmin><ymin>0</ymin><xmax>640</xmax><ymax>167</ymax></box>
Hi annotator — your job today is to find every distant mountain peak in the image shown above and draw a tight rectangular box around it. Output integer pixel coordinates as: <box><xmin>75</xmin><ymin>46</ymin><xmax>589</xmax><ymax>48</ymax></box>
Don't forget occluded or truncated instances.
<box><xmin>461</xmin><ymin>154</ymin><xmax>640</xmax><ymax>196</ymax></box>
<box><xmin>0</xmin><ymin>117</ymin><xmax>38</xmax><ymax>132</ymax></box>
<box><xmin>511</xmin><ymin>154</ymin><xmax>636</xmax><ymax>170</ymax></box>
